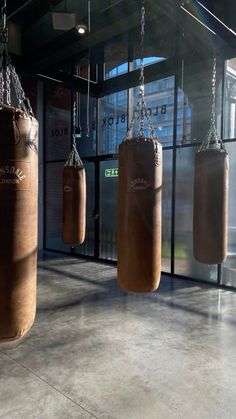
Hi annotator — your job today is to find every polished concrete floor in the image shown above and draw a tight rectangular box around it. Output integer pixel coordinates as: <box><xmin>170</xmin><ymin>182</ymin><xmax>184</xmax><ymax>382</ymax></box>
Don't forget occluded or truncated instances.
<box><xmin>0</xmin><ymin>252</ymin><xmax>236</xmax><ymax>419</ymax></box>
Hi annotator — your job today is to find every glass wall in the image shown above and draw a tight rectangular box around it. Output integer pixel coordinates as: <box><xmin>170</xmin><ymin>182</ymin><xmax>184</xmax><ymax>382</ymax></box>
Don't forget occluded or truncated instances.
<box><xmin>75</xmin><ymin>93</ymin><xmax>97</xmax><ymax>158</ymax></box>
<box><xmin>221</xmin><ymin>143</ymin><xmax>236</xmax><ymax>287</ymax></box>
<box><xmin>224</xmin><ymin>58</ymin><xmax>236</xmax><ymax>140</ymax></box>
<box><xmin>45</xmin><ymin>85</ymin><xmax>71</xmax><ymax>161</ymax></box>
<box><xmin>130</xmin><ymin>76</ymin><xmax>175</xmax><ymax>146</ymax></box>
<box><xmin>162</xmin><ymin>150</ymin><xmax>172</xmax><ymax>273</ymax></box>
<box><xmin>45</xmin><ymin>85</ymin><xmax>71</xmax><ymax>252</ymax></box>
<box><xmin>45</xmin><ymin>161</ymin><xmax>70</xmax><ymax>252</ymax></box>
<box><xmin>74</xmin><ymin>162</ymin><xmax>95</xmax><ymax>257</ymax></box>
<box><xmin>99</xmin><ymin>160</ymin><xmax>118</xmax><ymax>260</ymax></box>
<box><xmin>104</xmin><ymin>35</ymin><xmax>128</xmax><ymax>80</ymax></box>
<box><xmin>98</xmin><ymin>90</ymin><xmax>128</xmax><ymax>154</ymax></box>
<box><xmin>222</xmin><ymin>43</ymin><xmax>236</xmax><ymax>285</ymax></box>
<box><xmin>44</xmin><ymin>48</ymin><xmax>236</xmax><ymax>289</ymax></box>
<box><xmin>175</xmin><ymin>147</ymin><xmax>217</xmax><ymax>282</ymax></box>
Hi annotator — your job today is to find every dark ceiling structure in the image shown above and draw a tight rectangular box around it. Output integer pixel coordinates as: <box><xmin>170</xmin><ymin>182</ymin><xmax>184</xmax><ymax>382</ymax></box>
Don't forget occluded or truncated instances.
<box><xmin>6</xmin><ymin>0</ymin><xmax>236</xmax><ymax>81</ymax></box>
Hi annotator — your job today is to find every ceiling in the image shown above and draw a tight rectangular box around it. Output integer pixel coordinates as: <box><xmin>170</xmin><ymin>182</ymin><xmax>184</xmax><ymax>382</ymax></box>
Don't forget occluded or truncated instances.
<box><xmin>6</xmin><ymin>0</ymin><xmax>236</xmax><ymax>78</ymax></box>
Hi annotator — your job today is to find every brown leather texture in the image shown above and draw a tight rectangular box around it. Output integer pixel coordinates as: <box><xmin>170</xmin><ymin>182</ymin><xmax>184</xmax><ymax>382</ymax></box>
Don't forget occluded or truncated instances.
<box><xmin>193</xmin><ymin>148</ymin><xmax>229</xmax><ymax>264</ymax></box>
<box><xmin>117</xmin><ymin>137</ymin><xmax>162</xmax><ymax>293</ymax></box>
<box><xmin>62</xmin><ymin>166</ymin><xmax>86</xmax><ymax>245</ymax></box>
<box><xmin>0</xmin><ymin>105</ymin><xmax>38</xmax><ymax>340</ymax></box>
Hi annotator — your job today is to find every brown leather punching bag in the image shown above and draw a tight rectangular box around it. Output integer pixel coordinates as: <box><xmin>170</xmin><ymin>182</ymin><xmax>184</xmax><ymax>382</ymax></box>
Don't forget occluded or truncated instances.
<box><xmin>62</xmin><ymin>166</ymin><xmax>86</xmax><ymax>245</ymax></box>
<box><xmin>0</xmin><ymin>105</ymin><xmax>38</xmax><ymax>341</ymax></box>
<box><xmin>117</xmin><ymin>137</ymin><xmax>162</xmax><ymax>293</ymax></box>
<box><xmin>193</xmin><ymin>148</ymin><xmax>228</xmax><ymax>264</ymax></box>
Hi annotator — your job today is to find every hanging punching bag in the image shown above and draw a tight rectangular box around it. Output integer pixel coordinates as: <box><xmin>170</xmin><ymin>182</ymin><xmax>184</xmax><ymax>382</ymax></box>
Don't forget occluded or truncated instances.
<box><xmin>193</xmin><ymin>148</ymin><xmax>228</xmax><ymax>264</ymax></box>
<box><xmin>62</xmin><ymin>165</ymin><xmax>86</xmax><ymax>245</ymax></box>
<box><xmin>117</xmin><ymin>137</ymin><xmax>162</xmax><ymax>292</ymax></box>
<box><xmin>0</xmin><ymin>105</ymin><xmax>38</xmax><ymax>340</ymax></box>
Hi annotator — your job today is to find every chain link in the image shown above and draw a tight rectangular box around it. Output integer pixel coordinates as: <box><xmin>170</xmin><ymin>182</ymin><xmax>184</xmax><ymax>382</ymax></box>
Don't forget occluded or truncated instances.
<box><xmin>126</xmin><ymin>0</ymin><xmax>157</xmax><ymax>141</ymax></box>
<box><xmin>0</xmin><ymin>46</ymin><xmax>4</xmax><ymax>104</ymax></box>
<box><xmin>199</xmin><ymin>57</ymin><xmax>225</xmax><ymax>151</ymax></box>
<box><xmin>0</xmin><ymin>0</ymin><xmax>6</xmax><ymax>31</ymax></box>
<box><xmin>5</xmin><ymin>56</ymin><xmax>11</xmax><ymax>105</ymax></box>
<box><xmin>66</xmin><ymin>93</ymin><xmax>83</xmax><ymax>168</ymax></box>
<box><xmin>0</xmin><ymin>1</ymin><xmax>33</xmax><ymax>113</ymax></box>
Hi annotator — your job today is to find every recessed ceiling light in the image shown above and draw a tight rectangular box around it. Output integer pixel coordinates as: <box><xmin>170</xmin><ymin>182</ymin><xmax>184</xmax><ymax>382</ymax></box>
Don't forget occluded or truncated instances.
<box><xmin>76</xmin><ymin>24</ymin><xmax>87</xmax><ymax>35</ymax></box>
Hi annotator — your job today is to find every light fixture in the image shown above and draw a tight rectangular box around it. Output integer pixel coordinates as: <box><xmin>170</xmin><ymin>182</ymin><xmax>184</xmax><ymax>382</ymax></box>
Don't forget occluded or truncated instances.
<box><xmin>76</xmin><ymin>23</ymin><xmax>87</xmax><ymax>35</ymax></box>
<box><xmin>52</xmin><ymin>12</ymin><xmax>76</xmax><ymax>30</ymax></box>
<box><xmin>52</xmin><ymin>0</ymin><xmax>76</xmax><ymax>31</ymax></box>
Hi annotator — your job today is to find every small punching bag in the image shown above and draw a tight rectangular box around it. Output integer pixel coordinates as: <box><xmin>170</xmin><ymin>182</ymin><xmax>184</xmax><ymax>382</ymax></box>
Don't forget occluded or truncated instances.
<box><xmin>0</xmin><ymin>37</ymin><xmax>38</xmax><ymax>339</ymax></box>
<box><xmin>193</xmin><ymin>58</ymin><xmax>228</xmax><ymax>264</ymax></box>
<box><xmin>118</xmin><ymin>137</ymin><xmax>162</xmax><ymax>292</ymax></box>
<box><xmin>62</xmin><ymin>131</ymin><xmax>86</xmax><ymax>246</ymax></box>
<box><xmin>193</xmin><ymin>147</ymin><xmax>228</xmax><ymax>264</ymax></box>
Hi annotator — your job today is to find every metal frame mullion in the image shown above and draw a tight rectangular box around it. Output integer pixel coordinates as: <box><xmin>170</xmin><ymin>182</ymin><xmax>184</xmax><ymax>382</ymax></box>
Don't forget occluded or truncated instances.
<box><xmin>170</xmin><ymin>68</ymin><xmax>180</xmax><ymax>275</ymax></box>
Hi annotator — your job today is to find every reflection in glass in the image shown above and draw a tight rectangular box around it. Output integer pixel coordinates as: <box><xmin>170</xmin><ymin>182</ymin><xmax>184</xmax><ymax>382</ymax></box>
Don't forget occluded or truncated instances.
<box><xmin>99</xmin><ymin>90</ymin><xmax>128</xmax><ymax>154</ymax></box>
<box><xmin>74</xmin><ymin>162</ymin><xmax>95</xmax><ymax>257</ymax></box>
<box><xmin>45</xmin><ymin>86</ymin><xmax>71</xmax><ymax>161</ymax></box>
<box><xmin>130</xmin><ymin>77</ymin><xmax>175</xmax><ymax>147</ymax></box>
<box><xmin>75</xmin><ymin>94</ymin><xmax>97</xmax><ymax>157</ymax></box>
<box><xmin>175</xmin><ymin>147</ymin><xmax>217</xmax><ymax>282</ymax></box>
<box><xmin>177</xmin><ymin>87</ymin><xmax>192</xmax><ymax>145</ymax></box>
<box><xmin>222</xmin><ymin>143</ymin><xmax>236</xmax><ymax>286</ymax></box>
<box><xmin>224</xmin><ymin>58</ymin><xmax>236</xmax><ymax>140</ymax></box>
<box><xmin>132</xmin><ymin>56</ymin><xmax>166</xmax><ymax>70</ymax></box>
<box><xmin>45</xmin><ymin>162</ymin><xmax>70</xmax><ymax>252</ymax></box>
<box><xmin>178</xmin><ymin>59</ymin><xmax>222</xmax><ymax>145</ymax></box>
<box><xmin>99</xmin><ymin>160</ymin><xmax>118</xmax><ymax>260</ymax></box>
<box><xmin>162</xmin><ymin>150</ymin><xmax>172</xmax><ymax>272</ymax></box>
<box><xmin>104</xmin><ymin>36</ymin><xmax>128</xmax><ymax>80</ymax></box>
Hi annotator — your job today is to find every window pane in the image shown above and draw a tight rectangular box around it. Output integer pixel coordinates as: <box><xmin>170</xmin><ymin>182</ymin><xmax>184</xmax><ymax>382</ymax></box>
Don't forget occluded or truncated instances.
<box><xmin>99</xmin><ymin>160</ymin><xmax>118</xmax><ymax>260</ymax></box>
<box><xmin>177</xmin><ymin>87</ymin><xmax>192</xmax><ymax>145</ymax></box>
<box><xmin>130</xmin><ymin>18</ymin><xmax>170</xmax><ymax>70</ymax></box>
<box><xmin>224</xmin><ymin>58</ymin><xmax>236</xmax><ymax>140</ymax></box>
<box><xmin>75</xmin><ymin>93</ymin><xmax>97</xmax><ymax>157</ymax></box>
<box><xmin>131</xmin><ymin>56</ymin><xmax>166</xmax><ymax>71</ymax></box>
<box><xmin>130</xmin><ymin>77</ymin><xmax>175</xmax><ymax>146</ymax></box>
<box><xmin>104</xmin><ymin>36</ymin><xmax>128</xmax><ymax>80</ymax></box>
<box><xmin>45</xmin><ymin>86</ymin><xmax>71</xmax><ymax>161</ymax></box>
<box><xmin>98</xmin><ymin>90</ymin><xmax>128</xmax><ymax>154</ymax></box>
<box><xmin>74</xmin><ymin>162</ymin><xmax>95</xmax><ymax>257</ymax></box>
<box><xmin>45</xmin><ymin>162</ymin><xmax>70</xmax><ymax>252</ymax></box>
<box><xmin>162</xmin><ymin>150</ymin><xmax>172</xmax><ymax>273</ymax></box>
<box><xmin>222</xmin><ymin>143</ymin><xmax>236</xmax><ymax>286</ymax></box>
<box><xmin>178</xmin><ymin>60</ymin><xmax>222</xmax><ymax>145</ymax></box>
<box><xmin>175</xmin><ymin>147</ymin><xmax>217</xmax><ymax>282</ymax></box>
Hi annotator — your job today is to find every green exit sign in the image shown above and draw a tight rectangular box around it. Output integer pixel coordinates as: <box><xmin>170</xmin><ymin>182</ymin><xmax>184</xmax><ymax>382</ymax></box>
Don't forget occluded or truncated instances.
<box><xmin>105</xmin><ymin>168</ymin><xmax>119</xmax><ymax>177</ymax></box>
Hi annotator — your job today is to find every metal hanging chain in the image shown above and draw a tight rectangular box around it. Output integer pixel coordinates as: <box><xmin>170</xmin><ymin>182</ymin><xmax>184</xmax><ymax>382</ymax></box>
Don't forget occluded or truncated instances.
<box><xmin>0</xmin><ymin>47</ymin><xmax>4</xmax><ymax>105</ymax></box>
<box><xmin>0</xmin><ymin>0</ymin><xmax>9</xmax><ymax>105</ymax></box>
<box><xmin>126</xmin><ymin>0</ymin><xmax>156</xmax><ymax>141</ymax></box>
<box><xmin>199</xmin><ymin>57</ymin><xmax>225</xmax><ymax>151</ymax></box>
<box><xmin>73</xmin><ymin>97</ymin><xmax>77</xmax><ymax>145</ymax></box>
<box><xmin>10</xmin><ymin>63</ymin><xmax>33</xmax><ymax>113</ymax></box>
<box><xmin>65</xmin><ymin>95</ymin><xmax>83</xmax><ymax>168</ymax></box>
<box><xmin>86</xmin><ymin>0</ymin><xmax>91</xmax><ymax>138</ymax></box>
<box><xmin>0</xmin><ymin>0</ymin><xmax>33</xmax><ymax>113</ymax></box>
<box><xmin>138</xmin><ymin>1</ymin><xmax>146</xmax><ymax>137</ymax></box>
<box><xmin>0</xmin><ymin>0</ymin><xmax>6</xmax><ymax>33</ymax></box>
<box><xmin>0</xmin><ymin>0</ymin><xmax>6</xmax><ymax>105</ymax></box>
<box><xmin>5</xmin><ymin>53</ymin><xmax>10</xmax><ymax>104</ymax></box>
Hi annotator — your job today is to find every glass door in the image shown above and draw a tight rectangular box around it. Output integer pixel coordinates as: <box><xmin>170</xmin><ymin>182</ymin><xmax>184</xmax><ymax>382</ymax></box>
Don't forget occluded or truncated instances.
<box><xmin>99</xmin><ymin>159</ymin><xmax>118</xmax><ymax>261</ymax></box>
